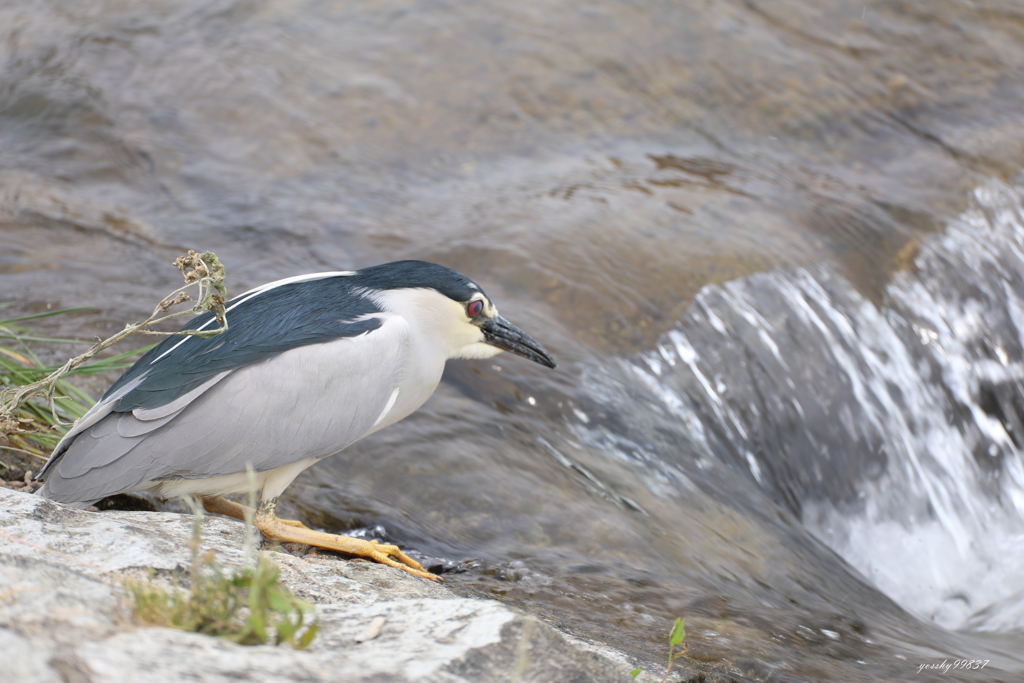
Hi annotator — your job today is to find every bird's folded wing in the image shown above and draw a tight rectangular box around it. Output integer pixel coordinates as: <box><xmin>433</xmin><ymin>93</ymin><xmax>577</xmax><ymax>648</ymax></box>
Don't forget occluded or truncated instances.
<box><xmin>39</xmin><ymin>313</ymin><xmax>409</xmax><ymax>504</ymax></box>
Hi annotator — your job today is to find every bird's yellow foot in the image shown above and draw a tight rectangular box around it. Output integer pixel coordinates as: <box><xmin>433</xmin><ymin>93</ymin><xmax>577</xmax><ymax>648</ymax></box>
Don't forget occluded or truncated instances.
<box><xmin>254</xmin><ymin>501</ymin><xmax>439</xmax><ymax>582</ymax></box>
<box><xmin>201</xmin><ymin>495</ymin><xmax>309</xmax><ymax>529</ymax></box>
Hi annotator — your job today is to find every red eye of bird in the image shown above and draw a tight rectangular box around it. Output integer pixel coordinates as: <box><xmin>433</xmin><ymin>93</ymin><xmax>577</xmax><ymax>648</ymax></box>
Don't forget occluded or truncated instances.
<box><xmin>467</xmin><ymin>300</ymin><xmax>484</xmax><ymax>317</ymax></box>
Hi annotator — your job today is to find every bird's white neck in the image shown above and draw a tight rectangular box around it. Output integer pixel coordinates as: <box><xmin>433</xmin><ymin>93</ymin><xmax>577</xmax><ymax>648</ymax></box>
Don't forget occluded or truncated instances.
<box><xmin>370</xmin><ymin>287</ymin><xmax>496</xmax><ymax>361</ymax></box>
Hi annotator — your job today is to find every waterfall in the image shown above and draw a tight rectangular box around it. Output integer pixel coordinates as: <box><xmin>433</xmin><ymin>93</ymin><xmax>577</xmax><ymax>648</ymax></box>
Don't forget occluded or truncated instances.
<box><xmin>617</xmin><ymin>180</ymin><xmax>1024</xmax><ymax>630</ymax></box>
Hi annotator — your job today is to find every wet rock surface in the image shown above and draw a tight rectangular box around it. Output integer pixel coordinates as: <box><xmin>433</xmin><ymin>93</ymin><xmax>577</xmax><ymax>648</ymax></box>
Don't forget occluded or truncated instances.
<box><xmin>0</xmin><ymin>487</ymin><xmax>636</xmax><ymax>683</ymax></box>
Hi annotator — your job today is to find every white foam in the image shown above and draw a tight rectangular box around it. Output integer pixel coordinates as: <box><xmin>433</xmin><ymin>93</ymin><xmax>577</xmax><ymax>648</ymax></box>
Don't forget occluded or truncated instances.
<box><xmin>618</xmin><ymin>179</ymin><xmax>1024</xmax><ymax>631</ymax></box>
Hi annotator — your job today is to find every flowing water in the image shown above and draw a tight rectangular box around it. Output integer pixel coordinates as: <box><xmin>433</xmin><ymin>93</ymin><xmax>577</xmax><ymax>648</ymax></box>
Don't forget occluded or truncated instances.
<box><xmin>4</xmin><ymin>1</ymin><xmax>1024</xmax><ymax>680</ymax></box>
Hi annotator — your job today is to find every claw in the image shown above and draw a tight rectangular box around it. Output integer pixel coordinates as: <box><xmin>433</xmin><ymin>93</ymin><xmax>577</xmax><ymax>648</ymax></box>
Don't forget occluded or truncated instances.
<box><xmin>253</xmin><ymin>499</ymin><xmax>441</xmax><ymax>581</ymax></box>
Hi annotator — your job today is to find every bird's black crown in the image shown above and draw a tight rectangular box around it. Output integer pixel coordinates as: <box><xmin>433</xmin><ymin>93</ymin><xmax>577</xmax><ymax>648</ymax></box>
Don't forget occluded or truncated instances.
<box><xmin>354</xmin><ymin>260</ymin><xmax>483</xmax><ymax>303</ymax></box>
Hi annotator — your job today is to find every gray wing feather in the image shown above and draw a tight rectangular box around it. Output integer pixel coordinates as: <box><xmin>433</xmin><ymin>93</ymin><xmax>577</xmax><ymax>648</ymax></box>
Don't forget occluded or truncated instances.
<box><xmin>38</xmin><ymin>375</ymin><xmax>144</xmax><ymax>473</ymax></box>
<box><xmin>130</xmin><ymin>371</ymin><xmax>233</xmax><ymax>421</ymax></box>
<box><xmin>47</xmin><ymin>372</ymin><xmax>232</xmax><ymax>478</ymax></box>
<box><xmin>116</xmin><ymin>410</ymin><xmax>181</xmax><ymax>438</ymax></box>
<box><xmin>40</xmin><ymin>314</ymin><xmax>409</xmax><ymax>504</ymax></box>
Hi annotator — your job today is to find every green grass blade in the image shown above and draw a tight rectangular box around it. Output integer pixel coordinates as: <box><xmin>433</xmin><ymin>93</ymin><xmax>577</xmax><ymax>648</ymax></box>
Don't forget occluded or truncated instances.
<box><xmin>0</xmin><ymin>307</ymin><xmax>90</xmax><ymax>325</ymax></box>
<box><xmin>0</xmin><ymin>334</ymin><xmax>96</xmax><ymax>345</ymax></box>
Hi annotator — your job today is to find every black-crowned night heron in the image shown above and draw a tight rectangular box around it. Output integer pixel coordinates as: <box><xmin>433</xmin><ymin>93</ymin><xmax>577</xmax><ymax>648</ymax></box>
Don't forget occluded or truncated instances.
<box><xmin>37</xmin><ymin>260</ymin><xmax>555</xmax><ymax>580</ymax></box>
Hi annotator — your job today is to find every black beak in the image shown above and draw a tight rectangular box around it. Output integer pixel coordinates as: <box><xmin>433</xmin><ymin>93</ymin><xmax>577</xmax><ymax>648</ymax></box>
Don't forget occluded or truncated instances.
<box><xmin>481</xmin><ymin>316</ymin><xmax>556</xmax><ymax>368</ymax></box>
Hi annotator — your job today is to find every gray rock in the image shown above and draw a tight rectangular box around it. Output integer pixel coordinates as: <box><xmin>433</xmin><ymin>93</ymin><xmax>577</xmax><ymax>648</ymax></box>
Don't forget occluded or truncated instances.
<box><xmin>0</xmin><ymin>488</ymin><xmax>632</xmax><ymax>682</ymax></box>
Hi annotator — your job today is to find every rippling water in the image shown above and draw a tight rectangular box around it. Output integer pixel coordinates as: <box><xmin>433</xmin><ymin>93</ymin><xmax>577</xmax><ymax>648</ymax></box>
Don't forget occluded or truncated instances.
<box><xmin>4</xmin><ymin>1</ymin><xmax>1024</xmax><ymax>680</ymax></box>
<box><xmin>623</xmin><ymin>181</ymin><xmax>1024</xmax><ymax>631</ymax></box>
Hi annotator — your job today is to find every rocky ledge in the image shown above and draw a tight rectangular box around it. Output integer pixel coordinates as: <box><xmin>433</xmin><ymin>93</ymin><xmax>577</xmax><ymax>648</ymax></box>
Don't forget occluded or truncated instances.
<box><xmin>0</xmin><ymin>487</ymin><xmax>635</xmax><ymax>683</ymax></box>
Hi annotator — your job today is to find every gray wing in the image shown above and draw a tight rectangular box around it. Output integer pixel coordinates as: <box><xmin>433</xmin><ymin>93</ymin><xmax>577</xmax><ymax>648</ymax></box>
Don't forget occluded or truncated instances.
<box><xmin>38</xmin><ymin>314</ymin><xmax>409</xmax><ymax>505</ymax></box>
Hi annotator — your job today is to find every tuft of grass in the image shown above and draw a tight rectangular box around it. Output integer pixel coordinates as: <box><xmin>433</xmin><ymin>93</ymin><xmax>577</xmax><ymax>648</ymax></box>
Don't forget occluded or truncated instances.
<box><xmin>125</xmin><ymin>500</ymin><xmax>319</xmax><ymax>648</ymax></box>
<box><xmin>630</xmin><ymin>617</ymin><xmax>687</xmax><ymax>682</ymax></box>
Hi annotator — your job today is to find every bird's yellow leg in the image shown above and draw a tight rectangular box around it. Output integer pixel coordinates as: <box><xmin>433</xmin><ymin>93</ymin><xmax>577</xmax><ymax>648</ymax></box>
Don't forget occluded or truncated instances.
<box><xmin>200</xmin><ymin>495</ymin><xmax>307</xmax><ymax>528</ymax></box>
<box><xmin>255</xmin><ymin>498</ymin><xmax>440</xmax><ymax>582</ymax></box>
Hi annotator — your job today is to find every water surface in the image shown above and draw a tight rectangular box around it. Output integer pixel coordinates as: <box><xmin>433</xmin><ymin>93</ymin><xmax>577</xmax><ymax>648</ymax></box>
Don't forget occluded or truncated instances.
<box><xmin>4</xmin><ymin>1</ymin><xmax>1024</xmax><ymax>680</ymax></box>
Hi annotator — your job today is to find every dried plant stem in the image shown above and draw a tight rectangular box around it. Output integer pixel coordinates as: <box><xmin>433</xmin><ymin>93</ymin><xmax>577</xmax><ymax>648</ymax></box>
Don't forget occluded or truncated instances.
<box><xmin>0</xmin><ymin>250</ymin><xmax>228</xmax><ymax>436</ymax></box>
